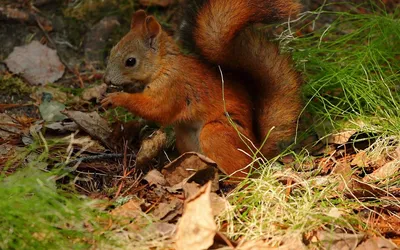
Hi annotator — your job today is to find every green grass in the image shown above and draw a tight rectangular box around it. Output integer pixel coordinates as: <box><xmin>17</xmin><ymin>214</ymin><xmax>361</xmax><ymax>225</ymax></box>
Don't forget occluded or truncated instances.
<box><xmin>285</xmin><ymin>3</ymin><xmax>400</xmax><ymax>136</ymax></box>
<box><xmin>217</xmin><ymin>2</ymin><xmax>400</xmax><ymax>243</ymax></box>
<box><xmin>0</xmin><ymin>167</ymin><xmax>111</xmax><ymax>249</ymax></box>
<box><xmin>2</xmin><ymin>2</ymin><xmax>400</xmax><ymax>249</ymax></box>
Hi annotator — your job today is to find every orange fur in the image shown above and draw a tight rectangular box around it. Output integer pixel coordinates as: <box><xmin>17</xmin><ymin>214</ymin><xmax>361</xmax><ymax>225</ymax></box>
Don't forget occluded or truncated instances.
<box><xmin>102</xmin><ymin>1</ymin><xmax>302</xmax><ymax>177</ymax></box>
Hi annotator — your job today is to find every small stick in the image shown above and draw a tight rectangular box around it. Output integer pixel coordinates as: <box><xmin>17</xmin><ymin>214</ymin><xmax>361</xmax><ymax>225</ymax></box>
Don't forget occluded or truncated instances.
<box><xmin>64</xmin><ymin>153</ymin><xmax>136</xmax><ymax>167</ymax></box>
<box><xmin>35</xmin><ymin>16</ymin><xmax>75</xmax><ymax>74</ymax></box>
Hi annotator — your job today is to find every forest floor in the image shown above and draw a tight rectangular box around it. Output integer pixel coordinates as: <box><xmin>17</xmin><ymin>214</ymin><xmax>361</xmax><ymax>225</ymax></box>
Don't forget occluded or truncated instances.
<box><xmin>0</xmin><ymin>0</ymin><xmax>399</xmax><ymax>249</ymax></box>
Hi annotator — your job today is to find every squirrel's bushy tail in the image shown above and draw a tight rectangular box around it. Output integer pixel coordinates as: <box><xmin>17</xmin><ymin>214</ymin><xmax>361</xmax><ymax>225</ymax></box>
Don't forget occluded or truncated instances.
<box><xmin>181</xmin><ymin>0</ymin><xmax>302</xmax><ymax>157</ymax></box>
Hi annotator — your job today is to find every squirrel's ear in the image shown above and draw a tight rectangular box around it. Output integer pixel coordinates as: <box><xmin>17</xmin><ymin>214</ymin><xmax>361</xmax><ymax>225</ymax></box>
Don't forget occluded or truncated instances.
<box><xmin>145</xmin><ymin>16</ymin><xmax>161</xmax><ymax>50</ymax></box>
<box><xmin>131</xmin><ymin>10</ymin><xmax>147</xmax><ymax>30</ymax></box>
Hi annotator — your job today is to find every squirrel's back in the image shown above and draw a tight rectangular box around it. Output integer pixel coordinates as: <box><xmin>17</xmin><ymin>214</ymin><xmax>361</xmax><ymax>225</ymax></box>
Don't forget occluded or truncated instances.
<box><xmin>180</xmin><ymin>0</ymin><xmax>303</xmax><ymax>157</ymax></box>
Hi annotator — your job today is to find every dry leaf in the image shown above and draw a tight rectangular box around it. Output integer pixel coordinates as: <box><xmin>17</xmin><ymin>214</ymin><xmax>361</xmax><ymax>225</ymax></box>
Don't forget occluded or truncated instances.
<box><xmin>144</xmin><ymin>169</ymin><xmax>167</xmax><ymax>186</ymax></box>
<box><xmin>332</xmin><ymin>162</ymin><xmax>353</xmax><ymax>192</ymax></box>
<box><xmin>183</xmin><ymin>182</ymin><xmax>228</xmax><ymax>216</ymax></box>
<box><xmin>140</xmin><ymin>222</ymin><xmax>176</xmax><ymax>239</ymax></box>
<box><xmin>81</xmin><ymin>83</ymin><xmax>107</xmax><ymax>102</ymax></box>
<box><xmin>152</xmin><ymin>198</ymin><xmax>183</xmax><ymax>221</ymax></box>
<box><xmin>317</xmin><ymin>231</ymin><xmax>365</xmax><ymax>250</ymax></box>
<box><xmin>136</xmin><ymin>129</ymin><xmax>167</xmax><ymax>169</ymax></box>
<box><xmin>327</xmin><ymin>207</ymin><xmax>343</xmax><ymax>219</ymax></box>
<box><xmin>351</xmin><ymin>151</ymin><xmax>368</xmax><ymax>167</ymax></box>
<box><xmin>362</xmin><ymin>161</ymin><xmax>400</xmax><ymax>183</ymax></box>
<box><xmin>175</xmin><ymin>181</ymin><xmax>217</xmax><ymax>250</ymax></box>
<box><xmin>0</xmin><ymin>114</ymin><xmax>22</xmax><ymax>140</ymax></box>
<box><xmin>111</xmin><ymin>199</ymin><xmax>146</xmax><ymax>230</ymax></box>
<box><xmin>364</xmin><ymin>212</ymin><xmax>400</xmax><ymax>236</ymax></box>
<box><xmin>355</xmin><ymin>237</ymin><xmax>398</xmax><ymax>250</ymax></box>
<box><xmin>62</xmin><ymin>111</ymin><xmax>113</xmax><ymax>149</ymax></box>
<box><xmin>237</xmin><ymin>235</ymin><xmax>307</xmax><ymax>250</ymax></box>
<box><xmin>45</xmin><ymin>121</ymin><xmax>79</xmax><ymax>133</ymax></box>
<box><xmin>5</xmin><ymin>41</ymin><xmax>65</xmax><ymax>85</ymax></box>
<box><xmin>328</xmin><ymin>129</ymin><xmax>357</xmax><ymax>145</ymax></box>
<box><xmin>162</xmin><ymin>152</ymin><xmax>219</xmax><ymax>190</ymax></box>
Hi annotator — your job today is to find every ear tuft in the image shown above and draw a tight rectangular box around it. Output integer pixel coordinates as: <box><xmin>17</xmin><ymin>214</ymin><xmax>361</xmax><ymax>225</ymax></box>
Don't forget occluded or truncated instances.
<box><xmin>131</xmin><ymin>9</ymin><xmax>147</xmax><ymax>30</ymax></box>
<box><xmin>145</xmin><ymin>16</ymin><xmax>161</xmax><ymax>50</ymax></box>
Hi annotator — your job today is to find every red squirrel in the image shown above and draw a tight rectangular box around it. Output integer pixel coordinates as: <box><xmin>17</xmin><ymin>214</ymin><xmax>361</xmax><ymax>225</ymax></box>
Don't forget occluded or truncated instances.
<box><xmin>101</xmin><ymin>0</ymin><xmax>302</xmax><ymax>178</ymax></box>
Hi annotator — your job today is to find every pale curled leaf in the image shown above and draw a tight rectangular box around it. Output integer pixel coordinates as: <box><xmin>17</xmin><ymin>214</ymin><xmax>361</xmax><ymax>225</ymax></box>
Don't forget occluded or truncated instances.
<box><xmin>136</xmin><ymin>130</ymin><xmax>167</xmax><ymax>168</ymax></box>
<box><xmin>5</xmin><ymin>41</ymin><xmax>65</xmax><ymax>85</ymax></box>
<box><xmin>328</xmin><ymin>129</ymin><xmax>357</xmax><ymax>145</ymax></box>
<box><xmin>175</xmin><ymin>181</ymin><xmax>217</xmax><ymax>250</ymax></box>
<box><xmin>81</xmin><ymin>83</ymin><xmax>108</xmax><ymax>102</ymax></box>
<box><xmin>62</xmin><ymin>111</ymin><xmax>113</xmax><ymax>149</ymax></box>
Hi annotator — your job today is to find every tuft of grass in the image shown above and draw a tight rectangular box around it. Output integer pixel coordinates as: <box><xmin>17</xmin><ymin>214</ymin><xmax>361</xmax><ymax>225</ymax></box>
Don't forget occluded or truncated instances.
<box><xmin>283</xmin><ymin>3</ymin><xmax>400</xmax><ymax>137</ymax></box>
<box><xmin>0</xmin><ymin>167</ymin><xmax>112</xmax><ymax>249</ymax></box>
<box><xmin>219</xmin><ymin>2</ymin><xmax>400</xmax><ymax>243</ymax></box>
<box><xmin>218</xmin><ymin>164</ymin><xmax>359</xmax><ymax>242</ymax></box>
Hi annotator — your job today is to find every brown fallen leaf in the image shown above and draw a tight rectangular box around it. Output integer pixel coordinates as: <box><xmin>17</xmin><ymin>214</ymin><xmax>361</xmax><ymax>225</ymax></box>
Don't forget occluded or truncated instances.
<box><xmin>45</xmin><ymin>121</ymin><xmax>79</xmax><ymax>133</ymax></box>
<box><xmin>316</xmin><ymin>231</ymin><xmax>365</xmax><ymax>250</ymax></box>
<box><xmin>0</xmin><ymin>113</ymin><xmax>22</xmax><ymax>140</ymax></box>
<box><xmin>152</xmin><ymin>198</ymin><xmax>183</xmax><ymax>222</ymax></box>
<box><xmin>111</xmin><ymin>199</ymin><xmax>147</xmax><ymax>231</ymax></box>
<box><xmin>81</xmin><ymin>83</ymin><xmax>108</xmax><ymax>102</ymax></box>
<box><xmin>183</xmin><ymin>182</ymin><xmax>228</xmax><ymax>216</ymax></box>
<box><xmin>136</xmin><ymin>129</ymin><xmax>167</xmax><ymax>170</ymax></box>
<box><xmin>237</xmin><ymin>235</ymin><xmax>307</xmax><ymax>250</ymax></box>
<box><xmin>328</xmin><ymin>129</ymin><xmax>357</xmax><ymax>145</ymax></box>
<box><xmin>62</xmin><ymin>110</ymin><xmax>114</xmax><ymax>149</ymax></box>
<box><xmin>351</xmin><ymin>151</ymin><xmax>368</xmax><ymax>167</ymax></box>
<box><xmin>139</xmin><ymin>222</ymin><xmax>176</xmax><ymax>239</ymax></box>
<box><xmin>355</xmin><ymin>237</ymin><xmax>398</xmax><ymax>250</ymax></box>
<box><xmin>162</xmin><ymin>152</ymin><xmax>219</xmax><ymax>191</ymax></box>
<box><xmin>362</xmin><ymin>160</ymin><xmax>400</xmax><ymax>183</ymax></box>
<box><xmin>5</xmin><ymin>41</ymin><xmax>65</xmax><ymax>85</ymax></box>
<box><xmin>144</xmin><ymin>169</ymin><xmax>167</xmax><ymax>186</ymax></box>
<box><xmin>175</xmin><ymin>181</ymin><xmax>217</xmax><ymax>250</ymax></box>
<box><xmin>333</xmin><ymin>161</ymin><xmax>354</xmax><ymax>192</ymax></box>
<box><xmin>364</xmin><ymin>212</ymin><xmax>400</xmax><ymax>236</ymax></box>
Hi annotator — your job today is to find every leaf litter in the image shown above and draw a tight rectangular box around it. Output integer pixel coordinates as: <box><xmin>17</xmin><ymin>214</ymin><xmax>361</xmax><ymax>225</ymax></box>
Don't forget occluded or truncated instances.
<box><xmin>1</xmin><ymin>1</ymin><xmax>400</xmax><ymax>249</ymax></box>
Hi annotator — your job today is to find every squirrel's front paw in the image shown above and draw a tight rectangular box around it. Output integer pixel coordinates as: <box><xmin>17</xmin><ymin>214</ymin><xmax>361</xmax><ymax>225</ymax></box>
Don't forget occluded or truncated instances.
<box><xmin>101</xmin><ymin>92</ymin><xmax>128</xmax><ymax>108</ymax></box>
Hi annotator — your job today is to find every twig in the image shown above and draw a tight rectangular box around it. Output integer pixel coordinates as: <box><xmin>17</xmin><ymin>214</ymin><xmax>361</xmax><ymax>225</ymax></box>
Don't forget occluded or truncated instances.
<box><xmin>35</xmin><ymin>16</ymin><xmax>74</xmax><ymax>74</ymax></box>
<box><xmin>115</xmin><ymin>140</ymin><xmax>130</xmax><ymax>198</ymax></box>
<box><xmin>64</xmin><ymin>153</ymin><xmax>136</xmax><ymax>167</ymax></box>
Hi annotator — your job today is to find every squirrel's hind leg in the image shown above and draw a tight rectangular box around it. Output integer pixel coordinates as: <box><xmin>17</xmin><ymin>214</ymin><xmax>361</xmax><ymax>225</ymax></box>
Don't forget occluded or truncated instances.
<box><xmin>199</xmin><ymin>122</ymin><xmax>254</xmax><ymax>179</ymax></box>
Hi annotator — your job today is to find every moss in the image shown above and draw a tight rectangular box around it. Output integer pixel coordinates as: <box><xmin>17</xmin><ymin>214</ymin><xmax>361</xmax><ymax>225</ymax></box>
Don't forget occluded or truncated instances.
<box><xmin>0</xmin><ymin>75</ymin><xmax>32</xmax><ymax>96</ymax></box>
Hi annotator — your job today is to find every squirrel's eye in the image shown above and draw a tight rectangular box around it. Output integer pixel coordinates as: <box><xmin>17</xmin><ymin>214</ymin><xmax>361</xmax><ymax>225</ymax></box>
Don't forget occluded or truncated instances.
<box><xmin>125</xmin><ymin>57</ymin><xmax>136</xmax><ymax>67</ymax></box>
